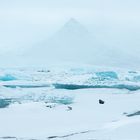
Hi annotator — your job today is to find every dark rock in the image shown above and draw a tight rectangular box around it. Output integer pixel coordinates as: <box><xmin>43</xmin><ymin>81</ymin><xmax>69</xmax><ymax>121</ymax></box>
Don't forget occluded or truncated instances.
<box><xmin>67</xmin><ymin>106</ymin><xmax>72</xmax><ymax>111</ymax></box>
<box><xmin>99</xmin><ymin>99</ymin><xmax>105</xmax><ymax>104</ymax></box>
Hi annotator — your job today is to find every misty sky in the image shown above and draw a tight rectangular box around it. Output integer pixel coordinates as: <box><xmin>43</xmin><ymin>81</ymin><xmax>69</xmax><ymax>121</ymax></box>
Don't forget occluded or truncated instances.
<box><xmin>0</xmin><ymin>0</ymin><xmax>140</xmax><ymax>54</ymax></box>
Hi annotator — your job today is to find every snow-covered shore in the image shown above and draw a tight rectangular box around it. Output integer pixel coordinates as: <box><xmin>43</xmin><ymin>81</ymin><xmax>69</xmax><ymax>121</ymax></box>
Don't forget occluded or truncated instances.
<box><xmin>0</xmin><ymin>88</ymin><xmax>140</xmax><ymax>140</ymax></box>
<box><xmin>0</xmin><ymin>68</ymin><xmax>140</xmax><ymax>140</ymax></box>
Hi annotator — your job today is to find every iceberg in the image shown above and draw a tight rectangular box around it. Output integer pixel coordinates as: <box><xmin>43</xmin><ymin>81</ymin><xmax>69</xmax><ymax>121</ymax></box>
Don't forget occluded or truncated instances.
<box><xmin>95</xmin><ymin>71</ymin><xmax>118</xmax><ymax>80</ymax></box>
<box><xmin>0</xmin><ymin>98</ymin><xmax>12</xmax><ymax>108</ymax></box>
<box><xmin>0</xmin><ymin>74</ymin><xmax>17</xmax><ymax>81</ymax></box>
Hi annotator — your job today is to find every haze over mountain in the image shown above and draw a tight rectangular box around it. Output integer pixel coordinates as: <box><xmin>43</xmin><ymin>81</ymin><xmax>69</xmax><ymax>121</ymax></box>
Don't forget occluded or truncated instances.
<box><xmin>0</xmin><ymin>18</ymin><xmax>140</xmax><ymax>69</ymax></box>
<box><xmin>24</xmin><ymin>18</ymin><xmax>100</xmax><ymax>64</ymax></box>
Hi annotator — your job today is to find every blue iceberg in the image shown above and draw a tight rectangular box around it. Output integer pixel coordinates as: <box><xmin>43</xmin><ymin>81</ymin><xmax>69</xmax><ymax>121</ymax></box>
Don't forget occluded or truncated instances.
<box><xmin>0</xmin><ymin>99</ymin><xmax>12</xmax><ymax>108</ymax></box>
<box><xmin>0</xmin><ymin>74</ymin><xmax>17</xmax><ymax>81</ymax></box>
<box><xmin>95</xmin><ymin>71</ymin><xmax>118</xmax><ymax>80</ymax></box>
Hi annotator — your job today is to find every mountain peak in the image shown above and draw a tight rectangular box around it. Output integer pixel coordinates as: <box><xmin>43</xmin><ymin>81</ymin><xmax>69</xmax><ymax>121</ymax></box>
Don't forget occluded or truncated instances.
<box><xmin>59</xmin><ymin>18</ymin><xmax>89</xmax><ymax>35</ymax></box>
<box><xmin>66</xmin><ymin>18</ymin><xmax>80</xmax><ymax>25</ymax></box>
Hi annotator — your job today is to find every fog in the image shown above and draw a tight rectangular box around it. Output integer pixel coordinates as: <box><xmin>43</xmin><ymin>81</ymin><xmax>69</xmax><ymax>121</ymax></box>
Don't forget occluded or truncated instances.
<box><xmin>0</xmin><ymin>0</ymin><xmax>140</xmax><ymax>68</ymax></box>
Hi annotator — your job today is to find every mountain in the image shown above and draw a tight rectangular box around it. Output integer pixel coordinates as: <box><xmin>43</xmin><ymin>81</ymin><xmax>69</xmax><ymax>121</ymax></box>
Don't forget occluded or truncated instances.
<box><xmin>0</xmin><ymin>18</ymin><xmax>100</xmax><ymax>67</ymax></box>
<box><xmin>24</xmin><ymin>18</ymin><xmax>98</xmax><ymax>64</ymax></box>
<box><xmin>1</xmin><ymin>18</ymin><xmax>140</xmax><ymax>69</ymax></box>
<box><xmin>24</xmin><ymin>16</ymin><xmax>140</xmax><ymax>68</ymax></box>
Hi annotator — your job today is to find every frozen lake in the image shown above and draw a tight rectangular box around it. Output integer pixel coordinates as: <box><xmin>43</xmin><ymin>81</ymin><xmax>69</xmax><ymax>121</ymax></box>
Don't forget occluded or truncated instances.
<box><xmin>0</xmin><ymin>67</ymin><xmax>140</xmax><ymax>140</ymax></box>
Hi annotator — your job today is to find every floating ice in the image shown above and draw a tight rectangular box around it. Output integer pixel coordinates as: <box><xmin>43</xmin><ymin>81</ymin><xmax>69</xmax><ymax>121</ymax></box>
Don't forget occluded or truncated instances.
<box><xmin>133</xmin><ymin>75</ymin><xmax>140</xmax><ymax>82</ymax></box>
<box><xmin>0</xmin><ymin>74</ymin><xmax>17</xmax><ymax>81</ymax></box>
<box><xmin>47</xmin><ymin>96</ymin><xmax>74</xmax><ymax>105</ymax></box>
<box><xmin>95</xmin><ymin>71</ymin><xmax>118</xmax><ymax>81</ymax></box>
<box><xmin>0</xmin><ymin>98</ymin><xmax>12</xmax><ymax>108</ymax></box>
<box><xmin>53</xmin><ymin>83</ymin><xmax>140</xmax><ymax>91</ymax></box>
<box><xmin>3</xmin><ymin>84</ymin><xmax>50</xmax><ymax>89</ymax></box>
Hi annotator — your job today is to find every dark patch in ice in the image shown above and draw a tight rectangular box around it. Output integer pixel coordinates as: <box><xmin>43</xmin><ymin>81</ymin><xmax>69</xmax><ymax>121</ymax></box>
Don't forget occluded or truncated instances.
<box><xmin>0</xmin><ymin>136</ymin><xmax>17</xmax><ymax>139</ymax></box>
<box><xmin>126</xmin><ymin>111</ymin><xmax>140</xmax><ymax>117</ymax></box>
<box><xmin>67</xmin><ymin>106</ymin><xmax>72</xmax><ymax>111</ymax></box>
<box><xmin>0</xmin><ymin>99</ymin><xmax>12</xmax><ymax>108</ymax></box>
<box><xmin>37</xmin><ymin>69</ymin><xmax>50</xmax><ymax>73</ymax></box>
<box><xmin>0</xmin><ymin>131</ymin><xmax>94</xmax><ymax>140</ymax></box>
<box><xmin>53</xmin><ymin>83</ymin><xmax>140</xmax><ymax>91</ymax></box>
<box><xmin>47</xmin><ymin>136</ymin><xmax>58</xmax><ymax>139</ymax></box>
<box><xmin>0</xmin><ymin>74</ymin><xmax>17</xmax><ymax>81</ymax></box>
<box><xmin>53</xmin><ymin>83</ymin><xmax>93</xmax><ymax>90</ymax></box>
<box><xmin>47</xmin><ymin>130</ymin><xmax>93</xmax><ymax>139</ymax></box>
<box><xmin>3</xmin><ymin>84</ymin><xmax>50</xmax><ymax>89</ymax></box>
<box><xmin>0</xmin><ymin>136</ymin><xmax>39</xmax><ymax>140</ymax></box>
<box><xmin>128</xmin><ymin>71</ymin><xmax>137</xmax><ymax>74</ymax></box>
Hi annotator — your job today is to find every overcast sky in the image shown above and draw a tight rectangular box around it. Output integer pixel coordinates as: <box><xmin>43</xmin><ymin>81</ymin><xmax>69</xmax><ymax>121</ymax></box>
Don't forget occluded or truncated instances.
<box><xmin>0</xmin><ymin>0</ymin><xmax>140</xmax><ymax>54</ymax></box>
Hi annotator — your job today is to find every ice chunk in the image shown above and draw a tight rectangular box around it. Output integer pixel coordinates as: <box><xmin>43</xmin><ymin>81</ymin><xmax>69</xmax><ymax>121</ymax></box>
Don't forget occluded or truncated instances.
<box><xmin>0</xmin><ymin>98</ymin><xmax>12</xmax><ymax>108</ymax></box>
<box><xmin>95</xmin><ymin>71</ymin><xmax>118</xmax><ymax>80</ymax></box>
<box><xmin>47</xmin><ymin>96</ymin><xmax>74</xmax><ymax>105</ymax></box>
<box><xmin>0</xmin><ymin>74</ymin><xmax>17</xmax><ymax>81</ymax></box>
<box><xmin>133</xmin><ymin>75</ymin><xmax>140</xmax><ymax>82</ymax></box>
<box><xmin>53</xmin><ymin>83</ymin><xmax>140</xmax><ymax>91</ymax></box>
